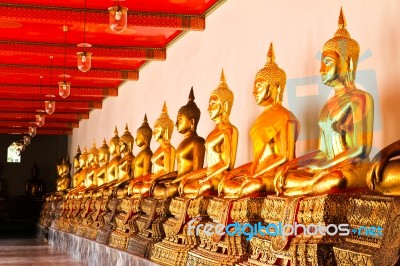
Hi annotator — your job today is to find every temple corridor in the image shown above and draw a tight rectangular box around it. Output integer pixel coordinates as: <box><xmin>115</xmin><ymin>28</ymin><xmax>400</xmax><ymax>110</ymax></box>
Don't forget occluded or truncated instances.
<box><xmin>0</xmin><ymin>237</ymin><xmax>84</xmax><ymax>266</ymax></box>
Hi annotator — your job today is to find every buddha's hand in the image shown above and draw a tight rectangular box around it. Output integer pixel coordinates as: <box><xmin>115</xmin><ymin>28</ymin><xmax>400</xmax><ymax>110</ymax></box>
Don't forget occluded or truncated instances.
<box><xmin>274</xmin><ymin>165</ymin><xmax>289</xmax><ymax>195</ymax></box>
<box><xmin>305</xmin><ymin>163</ymin><xmax>325</xmax><ymax>173</ymax></box>
<box><xmin>367</xmin><ymin>154</ymin><xmax>387</xmax><ymax>190</ymax></box>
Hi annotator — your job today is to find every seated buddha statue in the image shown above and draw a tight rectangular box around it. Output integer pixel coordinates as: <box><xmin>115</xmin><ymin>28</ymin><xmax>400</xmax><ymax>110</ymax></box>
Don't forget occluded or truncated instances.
<box><xmin>107</xmin><ymin>127</ymin><xmax>121</xmax><ymax>184</ymax></box>
<box><xmin>178</xmin><ymin>70</ymin><xmax>238</xmax><ymax>198</ymax></box>
<box><xmin>113</xmin><ymin>124</ymin><xmax>135</xmax><ymax>196</ymax></box>
<box><xmin>367</xmin><ymin>139</ymin><xmax>400</xmax><ymax>195</ymax></box>
<box><xmin>74</xmin><ymin>146</ymin><xmax>89</xmax><ymax>191</ymax></box>
<box><xmin>133</xmin><ymin>114</ymin><xmax>153</xmax><ymax>178</ymax></box>
<box><xmin>151</xmin><ymin>88</ymin><xmax>206</xmax><ymax>198</ymax></box>
<box><xmin>25</xmin><ymin>163</ymin><xmax>45</xmax><ymax>197</ymax></box>
<box><xmin>218</xmin><ymin>43</ymin><xmax>300</xmax><ymax>198</ymax></box>
<box><xmin>56</xmin><ymin>157</ymin><xmax>71</xmax><ymax>191</ymax></box>
<box><xmin>128</xmin><ymin>102</ymin><xmax>176</xmax><ymax>197</ymax></box>
<box><xmin>71</xmin><ymin>146</ymin><xmax>82</xmax><ymax>188</ymax></box>
<box><xmin>96</xmin><ymin>139</ymin><xmax>110</xmax><ymax>186</ymax></box>
<box><xmin>84</xmin><ymin>141</ymin><xmax>100</xmax><ymax>190</ymax></box>
<box><xmin>274</xmin><ymin>9</ymin><xmax>374</xmax><ymax>196</ymax></box>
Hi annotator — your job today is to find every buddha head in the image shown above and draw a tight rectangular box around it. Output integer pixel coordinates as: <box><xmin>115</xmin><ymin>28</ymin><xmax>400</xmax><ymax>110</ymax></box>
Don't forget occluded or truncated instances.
<box><xmin>176</xmin><ymin>87</ymin><xmax>201</xmax><ymax>134</ymax></box>
<box><xmin>254</xmin><ymin>42</ymin><xmax>286</xmax><ymax>106</ymax></box>
<box><xmin>154</xmin><ymin>101</ymin><xmax>174</xmax><ymax>142</ymax></box>
<box><xmin>321</xmin><ymin>8</ymin><xmax>359</xmax><ymax>87</ymax></box>
<box><xmin>119</xmin><ymin>124</ymin><xmax>134</xmax><ymax>154</ymax></box>
<box><xmin>209</xmin><ymin>69</ymin><xmax>234</xmax><ymax>121</ymax></box>
<box><xmin>88</xmin><ymin>140</ymin><xmax>99</xmax><ymax>165</ymax></box>
<box><xmin>98</xmin><ymin>138</ymin><xmax>110</xmax><ymax>163</ymax></box>
<box><xmin>109</xmin><ymin>126</ymin><xmax>120</xmax><ymax>156</ymax></box>
<box><xmin>79</xmin><ymin>146</ymin><xmax>89</xmax><ymax>168</ymax></box>
<box><xmin>136</xmin><ymin>114</ymin><xmax>153</xmax><ymax>148</ymax></box>
<box><xmin>60</xmin><ymin>157</ymin><xmax>71</xmax><ymax>176</ymax></box>
<box><xmin>73</xmin><ymin>145</ymin><xmax>81</xmax><ymax>169</ymax></box>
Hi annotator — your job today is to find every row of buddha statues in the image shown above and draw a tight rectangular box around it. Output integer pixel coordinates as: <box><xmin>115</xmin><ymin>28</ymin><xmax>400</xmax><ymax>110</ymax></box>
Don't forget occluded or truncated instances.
<box><xmin>40</xmin><ymin>9</ymin><xmax>400</xmax><ymax>266</ymax></box>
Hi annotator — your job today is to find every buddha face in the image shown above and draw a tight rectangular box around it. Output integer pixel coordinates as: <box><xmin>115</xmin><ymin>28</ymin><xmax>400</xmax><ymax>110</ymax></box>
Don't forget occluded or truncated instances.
<box><xmin>73</xmin><ymin>158</ymin><xmax>79</xmax><ymax>169</ymax></box>
<box><xmin>79</xmin><ymin>157</ymin><xmax>86</xmax><ymax>168</ymax></box>
<box><xmin>253</xmin><ymin>79</ymin><xmax>272</xmax><ymax>105</ymax></box>
<box><xmin>119</xmin><ymin>140</ymin><xmax>127</xmax><ymax>154</ymax></box>
<box><xmin>88</xmin><ymin>154</ymin><xmax>94</xmax><ymax>164</ymax></box>
<box><xmin>176</xmin><ymin>113</ymin><xmax>192</xmax><ymax>134</ymax></box>
<box><xmin>153</xmin><ymin>124</ymin><xmax>164</xmax><ymax>142</ymax></box>
<box><xmin>208</xmin><ymin>95</ymin><xmax>222</xmax><ymax>121</ymax></box>
<box><xmin>135</xmin><ymin>133</ymin><xmax>145</xmax><ymax>147</ymax></box>
<box><xmin>98</xmin><ymin>151</ymin><xmax>105</xmax><ymax>162</ymax></box>
<box><xmin>109</xmin><ymin>142</ymin><xmax>116</xmax><ymax>155</ymax></box>
<box><xmin>320</xmin><ymin>50</ymin><xmax>343</xmax><ymax>86</ymax></box>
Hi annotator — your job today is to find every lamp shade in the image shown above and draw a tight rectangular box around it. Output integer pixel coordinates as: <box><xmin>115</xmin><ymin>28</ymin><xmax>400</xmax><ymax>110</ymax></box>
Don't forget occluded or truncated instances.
<box><xmin>58</xmin><ymin>81</ymin><xmax>71</xmax><ymax>98</ymax></box>
<box><xmin>29</xmin><ymin>126</ymin><xmax>37</xmax><ymax>137</ymax></box>
<box><xmin>45</xmin><ymin>100</ymin><xmax>55</xmax><ymax>114</ymax></box>
<box><xmin>36</xmin><ymin>113</ymin><xmax>45</xmax><ymax>127</ymax></box>
<box><xmin>108</xmin><ymin>6</ymin><xmax>128</xmax><ymax>33</ymax></box>
<box><xmin>77</xmin><ymin>51</ymin><xmax>92</xmax><ymax>72</ymax></box>
<box><xmin>23</xmin><ymin>135</ymin><xmax>31</xmax><ymax>146</ymax></box>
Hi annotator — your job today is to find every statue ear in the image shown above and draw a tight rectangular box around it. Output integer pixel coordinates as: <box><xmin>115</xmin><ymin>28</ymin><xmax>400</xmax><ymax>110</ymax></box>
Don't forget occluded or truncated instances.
<box><xmin>190</xmin><ymin>118</ymin><xmax>196</xmax><ymax>131</ymax></box>
<box><xmin>223</xmin><ymin>101</ymin><xmax>229</xmax><ymax>113</ymax></box>
<box><xmin>163</xmin><ymin>128</ymin><xmax>169</xmax><ymax>140</ymax></box>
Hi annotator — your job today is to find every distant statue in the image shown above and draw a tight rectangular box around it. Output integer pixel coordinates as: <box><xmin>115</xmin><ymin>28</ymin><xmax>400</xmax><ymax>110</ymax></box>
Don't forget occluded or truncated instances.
<box><xmin>25</xmin><ymin>163</ymin><xmax>45</xmax><ymax>197</ymax></box>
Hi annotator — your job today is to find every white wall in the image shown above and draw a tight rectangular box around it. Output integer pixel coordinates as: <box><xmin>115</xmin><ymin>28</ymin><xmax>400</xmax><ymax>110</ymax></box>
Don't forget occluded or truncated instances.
<box><xmin>70</xmin><ymin>0</ymin><xmax>400</xmax><ymax>170</ymax></box>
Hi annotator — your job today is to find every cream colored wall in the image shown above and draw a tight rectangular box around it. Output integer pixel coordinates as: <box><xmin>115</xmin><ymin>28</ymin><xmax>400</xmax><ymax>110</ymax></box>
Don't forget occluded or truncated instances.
<box><xmin>69</xmin><ymin>0</ymin><xmax>400</xmax><ymax>170</ymax></box>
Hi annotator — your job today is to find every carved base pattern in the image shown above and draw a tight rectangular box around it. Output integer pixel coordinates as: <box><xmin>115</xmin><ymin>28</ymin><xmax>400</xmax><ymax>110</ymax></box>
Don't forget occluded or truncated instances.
<box><xmin>333</xmin><ymin>194</ymin><xmax>400</xmax><ymax>266</ymax></box>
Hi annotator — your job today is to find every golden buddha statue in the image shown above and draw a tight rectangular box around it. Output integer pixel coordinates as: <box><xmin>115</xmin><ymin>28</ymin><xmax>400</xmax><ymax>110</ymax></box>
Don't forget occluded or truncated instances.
<box><xmin>178</xmin><ymin>70</ymin><xmax>238</xmax><ymax>198</ymax></box>
<box><xmin>96</xmin><ymin>139</ymin><xmax>110</xmax><ymax>186</ymax></box>
<box><xmin>116</xmin><ymin>124</ymin><xmax>135</xmax><ymax>185</ymax></box>
<box><xmin>107</xmin><ymin>126</ymin><xmax>121</xmax><ymax>184</ymax></box>
<box><xmin>152</xmin><ymin>88</ymin><xmax>205</xmax><ymax>198</ymax></box>
<box><xmin>133</xmin><ymin>114</ymin><xmax>153</xmax><ymax>177</ymax></box>
<box><xmin>71</xmin><ymin>146</ymin><xmax>82</xmax><ymax>188</ymax></box>
<box><xmin>217</xmin><ymin>43</ymin><xmax>299</xmax><ymax>198</ymax></box>
<box><xmin>75</xmin><ymin>146</ymin><xmax>89</xmax><ymax>190</ymax></box>
<box><xmin>367</xmin><ymin>139</ymin><xmax>400</xmax><ymax>195</ymax></box>
<box><xmin>128</xmin><ymin>102</ymin><xmax>176</xmax><ymax>197</ymax></box>
<box><xmin>56</xmin><ymin>157</ymin><xmax>71</xmax><ymax>191</ymax></box>
<box><xmin>274</xmin><ymin>9</ymin><xmax>374</xmax><ymax>196</ymax></box>
<box><xmin>84</xmin><ymin>141</ymin><xmax>99</xmax><ymax>189</ymax></box>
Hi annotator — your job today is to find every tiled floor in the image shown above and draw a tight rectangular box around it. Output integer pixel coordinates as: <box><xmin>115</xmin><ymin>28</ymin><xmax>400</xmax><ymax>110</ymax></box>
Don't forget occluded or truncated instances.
<box><xmin>0</xmin><ymin>238</ymin><xmax>84</xmax><ymax>266</ymax></box>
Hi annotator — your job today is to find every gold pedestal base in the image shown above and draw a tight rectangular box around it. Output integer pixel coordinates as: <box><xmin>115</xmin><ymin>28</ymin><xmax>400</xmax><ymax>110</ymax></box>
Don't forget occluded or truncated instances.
<box><xmin>186</xmin><ymin>197</ymin><xmax>263</xmax><ymax>266</ymax></box>
<box><xmin>108</xmin><ymin>198</ymin><xmax>141</xmax><ymax>250</ymax></box>
<box><xmin>150</xmin><ymin>197</ymin><xmax>210</xmax><ymax>266</ymax></box>
<box><xmin>95</xmin><ymin>197</ymin><xmax>119</xmax><ymax>245</ymax></box>
<box><xmin>126</xmin><ymin>198</ymin><xmax>170</xmax><ymax>257</ymax></box>
<box><xmin>333</xmin><ymin>194</ymin><xmax>400</xmax><ymax>266</ymax></box>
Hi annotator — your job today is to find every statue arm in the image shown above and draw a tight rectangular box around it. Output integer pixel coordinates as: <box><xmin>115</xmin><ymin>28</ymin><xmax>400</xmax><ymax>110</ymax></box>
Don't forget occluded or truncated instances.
<box><xmin>205</xmin><ymin>132</ymin><xmax>232</xmax><ymax>181</ymax></box>
<box><xmin>253</xmin><ymin>125</ymin><xmax>289</xmax><ymax>178</ymax></box>
<box><xmin>308</xmin><ymin>96</ymin><xmax>373</xmax><ymax>172</ymax></box>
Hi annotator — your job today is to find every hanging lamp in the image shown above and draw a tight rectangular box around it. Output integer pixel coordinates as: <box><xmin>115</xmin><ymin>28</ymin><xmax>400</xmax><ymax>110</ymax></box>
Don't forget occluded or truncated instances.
<box><xmin>28</xmin><ymin>123</ymin><xmax>37</xmax><ymax>137</ymax></box>
<box><xmin>77</xmin><ymin>0</ymin><xmax>92</xmax><ymax>72</ymax></box>
<box><xmin>36</xmin><ymin>76</ymin><xmax>45</xmax><ymax>127</ymax></box>
<box><xmin>108</xmin><ymin>0</ymin><xmax>128</xmax><ymax>33</ymax></box>
<box><xmin>59</xmin><ymin>26</ymin><xmax>71</xmax><ymax>98</ymax></box>
<box><xmin>45</xmin><ymin>56</ymin><xmax>56</xmax><ymax>114</ymax></box>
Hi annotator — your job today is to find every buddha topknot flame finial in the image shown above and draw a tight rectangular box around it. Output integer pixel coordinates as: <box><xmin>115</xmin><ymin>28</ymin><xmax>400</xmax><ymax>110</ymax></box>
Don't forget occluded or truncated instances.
<box><xmin>338</xmin><ymin>7</ymin><xmax>346</xmax><ymax>28</ymax></box>
<box><xmin>267</xmin><ymin>42</ymin><xmax>275</xmax><ymax>63</ymax></box>
<box><xmin>189</xmin><ymin>87</ymin><xmax>195</xmax><ymax>102</ymax></box>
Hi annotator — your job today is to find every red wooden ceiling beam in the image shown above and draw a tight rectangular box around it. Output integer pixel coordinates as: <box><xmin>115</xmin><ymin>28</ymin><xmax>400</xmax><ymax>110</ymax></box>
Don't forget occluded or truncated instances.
<box><xmin>0</xmin><ymin>128</ymin><xmax>72</xmax><ymax>135</ymax></box>
<box><xmin>0</xmin><ymin>121</ymin><xmax>78</xmax><ymax>129</ymax></box>
<box><xmin>0</xmin><ymin>112</ymin><xmax>88</xmax><ymax>122</ymax></box>
<box><xmin>0</xmin><ymin>64</ymin><xmax>138</xmax><ymax>81</ymax></box>
<box><xmin>0</xmin><ymin>41</ymin><xmax>166</xmax><ymax>61</ymax></box>
<box><xmin>0</xmin><ymin>99</ymin><xmax>102</xmax><ymax>110</ymax></box>
<box><xmin>0</xmin><ymin>4</ymin><xmax>205</xmax><ymax>31</ymax></box>
<box><xmin>0</xmin><ymin>85</ymin><xmax>117</xmax><ymax>100</ymax></box>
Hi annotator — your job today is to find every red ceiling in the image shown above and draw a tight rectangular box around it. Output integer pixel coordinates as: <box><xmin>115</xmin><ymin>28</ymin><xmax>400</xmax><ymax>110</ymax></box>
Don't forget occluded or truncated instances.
<box><xmin>0</xmin><ymin>0</ymin><xmax>224</xmax><ymax>135</ymax></box>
